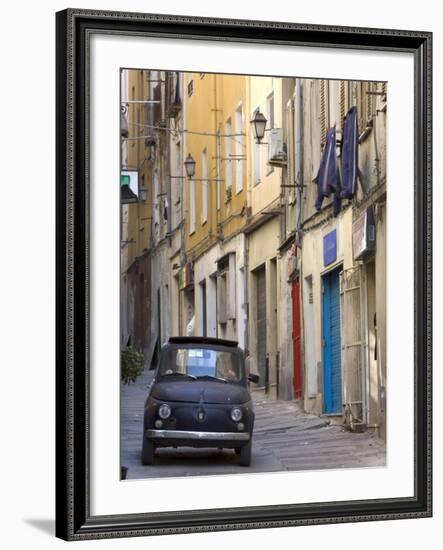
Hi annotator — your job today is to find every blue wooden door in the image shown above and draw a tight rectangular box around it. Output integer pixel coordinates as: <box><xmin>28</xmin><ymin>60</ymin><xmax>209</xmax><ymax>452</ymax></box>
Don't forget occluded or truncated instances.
<box><xmin>322</xmin><ymin>268</ymin><xmax>342</xmax><ymax>414</ymax></box>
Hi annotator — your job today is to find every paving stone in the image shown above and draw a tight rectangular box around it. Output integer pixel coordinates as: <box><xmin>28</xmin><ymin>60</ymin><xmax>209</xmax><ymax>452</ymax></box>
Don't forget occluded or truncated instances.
<box><xmin>120</xmin><ymin>367</ymin><xmax>386</xmax><ymax>480</ymax></box>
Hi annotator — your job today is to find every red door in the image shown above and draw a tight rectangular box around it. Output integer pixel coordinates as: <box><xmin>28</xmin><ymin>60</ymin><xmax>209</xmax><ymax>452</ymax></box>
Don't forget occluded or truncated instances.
<box><xmin>292</xmin><ymin>278</ymin><xmax>302</xmax><ymax>399</ymax></box>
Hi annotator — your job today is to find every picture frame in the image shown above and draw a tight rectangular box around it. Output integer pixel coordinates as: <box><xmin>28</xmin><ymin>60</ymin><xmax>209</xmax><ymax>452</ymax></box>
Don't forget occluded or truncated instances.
<box><xmin>55</xmin><ymin>8</ymin><xmax>432</xmax><ymax>541</ymax></box>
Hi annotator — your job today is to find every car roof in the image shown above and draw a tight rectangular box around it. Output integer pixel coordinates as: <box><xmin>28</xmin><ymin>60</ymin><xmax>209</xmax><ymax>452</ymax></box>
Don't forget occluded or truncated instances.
<box><xmin>168</xmin><ymin>336</ymin><xmax>239</xmax><ymax>348</ymax></box>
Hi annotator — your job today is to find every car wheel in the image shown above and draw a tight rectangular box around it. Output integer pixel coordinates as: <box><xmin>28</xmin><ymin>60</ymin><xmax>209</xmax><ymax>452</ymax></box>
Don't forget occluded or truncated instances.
<box><xmin>239</xmin><ymin>441</ymin><xmax>252</xmax><ymax>466</ymax></box>
<box><xmin>141</xmin><ymin>438</ymin><xmax>155</xmax><ymax>465</ymax></box>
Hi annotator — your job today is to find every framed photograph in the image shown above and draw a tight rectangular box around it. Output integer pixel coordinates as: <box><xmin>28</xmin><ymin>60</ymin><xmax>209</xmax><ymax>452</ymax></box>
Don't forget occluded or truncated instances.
<box><xmin>55</xmin><ymin>9</ymin><xmax>432</xmax><ymax>541</ymax></box>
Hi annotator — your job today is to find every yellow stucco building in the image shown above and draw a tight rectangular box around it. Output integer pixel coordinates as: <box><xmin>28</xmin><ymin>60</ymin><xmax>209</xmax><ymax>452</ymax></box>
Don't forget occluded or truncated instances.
<box><xmin>179</xmin><ymin>72</ymin><xmax>250</xmax><ymax>344</ymax></box>
<box><xmin>183</xmin><ymin>72</ymin><xmax>248</xmax><ymax>255</ymax></box>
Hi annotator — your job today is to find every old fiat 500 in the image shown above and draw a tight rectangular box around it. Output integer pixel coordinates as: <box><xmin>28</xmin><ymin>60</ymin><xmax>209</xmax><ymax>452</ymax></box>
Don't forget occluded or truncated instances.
<box><xmin>141</xmin><ymin>336</ymin><xmax>259</xmax><ymax>466</ymax></box>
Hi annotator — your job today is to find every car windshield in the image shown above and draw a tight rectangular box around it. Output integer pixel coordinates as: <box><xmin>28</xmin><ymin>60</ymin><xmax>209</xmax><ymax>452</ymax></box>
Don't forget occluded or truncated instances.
<box><xmin>159</xmin><ymin>347</ymin><xmax>242</xmax><ymax>382</ymax></box>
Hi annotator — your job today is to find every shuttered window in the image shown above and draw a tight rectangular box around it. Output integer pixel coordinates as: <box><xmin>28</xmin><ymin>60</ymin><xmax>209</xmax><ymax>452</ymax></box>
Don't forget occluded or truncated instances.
<box><xmin>217</xmin><ymin>273</ymin><xmax>227</xmax><ymax>324</ymax></box>
<box><xmin>286</xmin><ymin>99</ymin><xmax>295</xmax><ymax>205</ymax></box>
<box><xmin>356</xmin><ymin>81</ymin><xmax>376</xmax><ymax>135</ymax></box>
<box><xmin>381</xmin><ymin>82</ymin><xmax>387</xmax><ymax>104</ymax></box>
<box><xmin>216</xmin><ymin>254</ymin><xmax>236</xmax><ymax>324</ymax></box>
<box><xmin>366</xmin><ymin>81</ymin><xmax>373</xmax><ymax>122</ymax></box>
<box><xmin>225</xmin><ymin>118</ymin><xmax>232</xmax><ymax>190</ymax></box>
<box><xmin>339</xmin><ymin>80</ymin><xmax>348</xmax><ymax>127</ymax></box>
<box><xmin>320</xmin><ymin>80</ymin><xmax>330</xmax><ymax>146</ymax></box>
<box><xmin>234</xmin><ymin>107</ymin><xmax>243</xmax><ymax>193</ymax></box>
<box><xmin>227</xmin><ymin>254</ymin><xmax>236</xmax><ymax>320</ymax></box>
<box><xmin>189</xmin><ymin>176</ymin><xmax>195</xmax><ymax>234</ymax></box>
<box><xmin>201</xmin><ymin>148</ymin><xmax>207</xmax><ymax>224</ymax></box>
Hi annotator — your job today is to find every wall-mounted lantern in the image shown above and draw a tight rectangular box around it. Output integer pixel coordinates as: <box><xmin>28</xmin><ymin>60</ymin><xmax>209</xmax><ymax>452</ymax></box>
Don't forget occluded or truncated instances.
<box><xmin>184</xmin><ymin>153</ymin><xmax>196</xmax><ymax>178</ymax></box>
<box><xmin>250</xmin><ymin>110</ymin><xmax>267</xmax><ymax>143</ymax></box>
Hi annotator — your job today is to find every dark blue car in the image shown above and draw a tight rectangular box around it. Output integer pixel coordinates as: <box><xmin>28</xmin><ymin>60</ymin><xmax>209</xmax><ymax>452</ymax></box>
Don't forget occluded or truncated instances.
<box><xmin>142</xmin><ymin>336</ymin><xmax>259</xmax><ymax>466</ymax></box>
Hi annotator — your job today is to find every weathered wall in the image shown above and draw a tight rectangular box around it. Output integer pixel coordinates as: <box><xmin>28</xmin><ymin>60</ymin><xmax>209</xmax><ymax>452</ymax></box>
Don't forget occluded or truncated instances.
<box><xmin>248</xmin><ymin>216</ymin><xmax>281</xmax><ymax>386</ymax></box>
<box><xmin>193</xmin><ymin>234</ymin><xmax>246</xmax><ymax>347</ymax></box>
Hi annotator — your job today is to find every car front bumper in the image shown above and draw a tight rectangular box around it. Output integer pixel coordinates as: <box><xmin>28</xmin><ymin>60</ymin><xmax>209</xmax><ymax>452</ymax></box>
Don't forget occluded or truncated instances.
<box><xmin>146</xmin><ymin>429</ymin><xmax>250</xmax><ymax>441</ymax></box>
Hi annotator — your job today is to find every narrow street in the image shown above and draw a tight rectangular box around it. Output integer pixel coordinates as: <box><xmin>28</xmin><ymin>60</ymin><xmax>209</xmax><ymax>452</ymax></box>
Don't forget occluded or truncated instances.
<box><xmin>121</xmin><ymin>368</ymin><xmax>386</xmax><ymax>480</ymax></box>
<box><xmin>120</xmin><ymin>71</ymin><xmax>389</xmax><ymax>473</ymax></box>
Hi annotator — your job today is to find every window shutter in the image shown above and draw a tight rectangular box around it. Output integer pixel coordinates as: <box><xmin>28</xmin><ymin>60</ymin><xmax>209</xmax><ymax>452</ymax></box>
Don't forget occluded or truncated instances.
<box><xmin>235</xmin><ymin>108</ymin><xmax>243</xmax><ymax>193</ymax></box>
<box><xmin>227</xmin><ymin>254</ymin><xmax>236</xmax><ymax>320</ymax></box>
<box><xmin>320</xmin><ymin>80</ymin><xmax>327</xmax><ymax>144</ymax></box>
<box><xmin>366</xmin><ymin>81</ymin><xmax>373</xmax><ymax>123</ymax></box>
<box><xmin>381</xmin><ymin>82</ymin><xmax>387</xmax><ymax>105</ymax></box>
<box><xmin>225</xmin><ymin>118</ymin><xmax>232</xmax><ymax>190</ymax></box>
<box><xmin>339</xmin><ymin>80</ymin><xmax>346</xmax><ymax>125</ymax></box>
<box><xmin>217</xmin><ymin>274</ymin><xmax>227</xmax><ymax>324</ymax></box>
<box><xmin>189</xmin><ymin>177</ymin><xmax>195</xmax><ymax>234</ymax></box>
<box><xmin>201</xmin><ymin>148</ymin><xmax>207</xmax><ymax>223</ymax></box>
<box><xmin>286</xmin><ymin>99</ymin><xmax>295</xmax><ymax>201</ymax></box>
<box><xmin>355</xmin><ymin>82</ymin><xmax>364</xmax><ymax>134</ymax></box>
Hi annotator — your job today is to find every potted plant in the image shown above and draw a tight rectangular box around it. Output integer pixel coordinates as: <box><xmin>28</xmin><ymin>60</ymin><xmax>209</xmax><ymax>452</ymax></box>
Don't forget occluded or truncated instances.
<box><xmin>121</xmin><ymin>345</ymin><xmax>144</xmax><ymax>384</ymax></box>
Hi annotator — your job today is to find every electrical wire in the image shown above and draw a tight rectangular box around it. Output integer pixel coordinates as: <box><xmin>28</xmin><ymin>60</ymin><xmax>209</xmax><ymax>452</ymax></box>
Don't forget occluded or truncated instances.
<box><xmin>125</xmin><ymin>121</ymin><xmax>247</xmax><ymax>146</ymax></box>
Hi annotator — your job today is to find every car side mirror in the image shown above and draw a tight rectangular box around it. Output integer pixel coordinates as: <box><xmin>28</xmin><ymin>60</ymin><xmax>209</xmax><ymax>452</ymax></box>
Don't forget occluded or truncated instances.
<box><xmin>248</xmin><ymin>373</ymin><xmax>260</xmax><ymax>384</ymax></box>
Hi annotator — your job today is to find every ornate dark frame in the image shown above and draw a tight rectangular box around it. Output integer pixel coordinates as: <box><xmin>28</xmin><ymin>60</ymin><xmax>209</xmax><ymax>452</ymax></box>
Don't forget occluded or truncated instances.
<box><xmin>55</xmin><ymin>8</ymin><xmax>432</xmax><ymax>541</ymax></box>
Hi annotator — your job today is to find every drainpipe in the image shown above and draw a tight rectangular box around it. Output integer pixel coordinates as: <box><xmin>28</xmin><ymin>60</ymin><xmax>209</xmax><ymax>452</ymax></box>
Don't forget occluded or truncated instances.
<box><xmin>295</xmin><ymin>79</ymin><xmax>304</xmax><ymax>245</ymax></box>
<box><xmin>295</xmin><ymin>79</ymin><xmax>304</xmax><ymax>404</ymax></box>
<box><xmin>244</xmin><ymin>233</ymin><xmax>249</xmax><ymax>354</ymax></box>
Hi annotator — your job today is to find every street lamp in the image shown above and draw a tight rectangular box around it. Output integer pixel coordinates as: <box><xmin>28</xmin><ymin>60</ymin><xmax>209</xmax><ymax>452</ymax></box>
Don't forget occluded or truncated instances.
<box><xmin>184</xmin><ymin>153</ymin><xmax>196</xmax><ymax>178</ymax></box>
<box><xmin>250</xmin><ymin>110</ymin><xmax>267</xmax><ymax>143</ymax></box>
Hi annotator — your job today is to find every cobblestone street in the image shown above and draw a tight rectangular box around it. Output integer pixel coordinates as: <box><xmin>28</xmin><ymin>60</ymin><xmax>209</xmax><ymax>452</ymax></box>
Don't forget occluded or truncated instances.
<box><xmin>121</xmin><ymin>367</ymin><xmax>386</xmax><ymax>480</ymax></box>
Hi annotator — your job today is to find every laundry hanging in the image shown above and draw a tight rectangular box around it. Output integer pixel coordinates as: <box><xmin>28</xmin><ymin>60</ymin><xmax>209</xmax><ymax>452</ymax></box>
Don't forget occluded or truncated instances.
<box><xmin>314</xmin><ymin>126</ymin><xmax>342</xmax><ymax>215</ymax></box>
<box><xmin>340</xmin><ymin>106</ymin><xmax>369</xmax><ymax>198</ymax></box>
<box><xmin>340</xmin><ymin>106</ymin><xmax>359</xmax><ymax>199</ymax></box>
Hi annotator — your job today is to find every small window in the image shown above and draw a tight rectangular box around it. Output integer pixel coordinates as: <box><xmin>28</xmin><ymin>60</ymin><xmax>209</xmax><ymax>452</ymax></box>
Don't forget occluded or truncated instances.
<box><xmin>201</xmin><ymin>148</ymin><xmax>208</xmax><ymax>224</ymax></box>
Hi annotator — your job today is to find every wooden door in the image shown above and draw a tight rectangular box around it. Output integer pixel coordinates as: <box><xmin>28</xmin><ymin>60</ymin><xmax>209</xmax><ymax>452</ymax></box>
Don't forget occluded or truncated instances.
<box><xmin>292</xmin><ymin>278</ymin><xmax>302</xmax><ymax>399</ymax></box>
<box><xmin>256</xmin><ymin>267</ymin><xmax>267</xmax><ymax>386</ymax></box>
<box><xmin>322</xmin><ymin>268</ymin><xmax>342</xmax><ymax>414</ymax></box>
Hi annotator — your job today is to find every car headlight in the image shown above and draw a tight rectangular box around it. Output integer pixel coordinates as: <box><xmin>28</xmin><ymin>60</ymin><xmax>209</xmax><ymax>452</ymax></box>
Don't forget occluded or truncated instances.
<box><xmin>230</xmin><ymin>407</ymin><xmax>243</xmax><ymax>422</ymax></box>
<box><xmin>158</xmin><ymin>403</ymin><xmax>171</xmax><ymax>419</ymax></box>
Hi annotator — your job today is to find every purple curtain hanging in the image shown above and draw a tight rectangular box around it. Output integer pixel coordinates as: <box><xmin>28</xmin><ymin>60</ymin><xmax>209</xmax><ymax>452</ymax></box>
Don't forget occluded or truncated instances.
<box><xmin>314</xmin><ymin>126</ymin><xmax>341</xmax><ymax>213</ymax></box>
<box><xmin>341</xmin><ymin>106</ymin><xmax>359</xmax><ymax>199</ymax></box>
